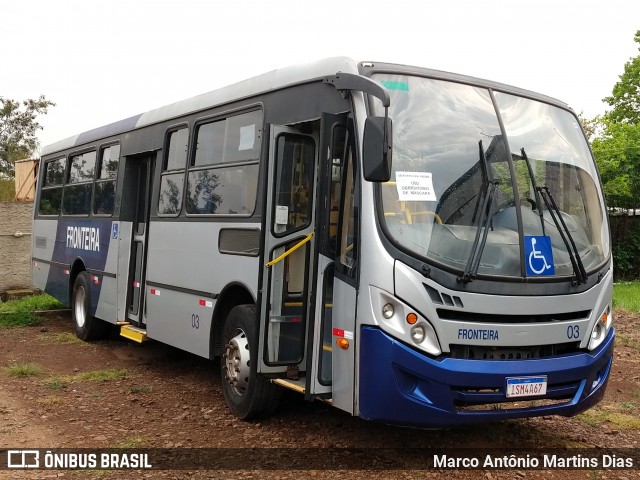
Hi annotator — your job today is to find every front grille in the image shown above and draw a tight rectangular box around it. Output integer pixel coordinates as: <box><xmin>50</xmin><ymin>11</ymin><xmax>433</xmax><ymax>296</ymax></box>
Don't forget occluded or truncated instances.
<box><xmin>437</xmin><ymin>309</ymin><xmax>591</xmax><ymax>323</ymax></box>
<box><xmin>449</xmin><ymin>342</ymin><xmax>580</xmax><ymax>360</ymax></box>
<box><xmin>452</xmin><ymin>379</ymin><xmax>581</xmax><ymax>411</ymax></box>
<box><xmin>456</xmin><ymin>397</ymin><xmax>570</xmax><ymax>412</ymax></box>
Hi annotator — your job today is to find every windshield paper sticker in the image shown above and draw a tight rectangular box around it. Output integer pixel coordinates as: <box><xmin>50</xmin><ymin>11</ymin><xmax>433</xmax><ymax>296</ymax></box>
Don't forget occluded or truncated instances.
<box><xmin>525</xmin><ymin>235</ymin><xmax>555</xmax><ymax>276</ymax></box>
<box><xmin>395</xmin><ymin>172</ymin><xmax>437</xmax><ymax>201</ymax></box>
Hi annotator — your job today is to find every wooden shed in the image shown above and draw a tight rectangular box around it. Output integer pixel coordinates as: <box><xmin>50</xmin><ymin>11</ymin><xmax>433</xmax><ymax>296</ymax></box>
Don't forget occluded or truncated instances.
<box><xmin>13</xmin><ymin>158</ymin><xmax>39</xmax><ymax>201</ymax></box>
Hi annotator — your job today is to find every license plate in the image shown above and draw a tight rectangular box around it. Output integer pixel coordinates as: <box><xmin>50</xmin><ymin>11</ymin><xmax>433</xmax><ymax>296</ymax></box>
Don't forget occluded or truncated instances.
<box><xmin>505</xmin><ymin>376</ymin><xmax>547</xmax><ymax>398</ymax></box>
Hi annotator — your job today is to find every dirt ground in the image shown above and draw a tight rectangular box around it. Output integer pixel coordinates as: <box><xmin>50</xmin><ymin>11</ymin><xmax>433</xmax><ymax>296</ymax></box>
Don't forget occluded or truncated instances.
<box><xmin>1</xmin><ymin>309</ymin><xmax>639</xmax><ymax>480</ymax></box>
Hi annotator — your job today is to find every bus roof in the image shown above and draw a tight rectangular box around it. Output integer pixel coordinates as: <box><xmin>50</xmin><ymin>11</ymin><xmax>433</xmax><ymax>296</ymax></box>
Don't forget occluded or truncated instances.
<box><xmin>41</xmin><ymin>56</ymin><xmax>360</xmax><ymax>156</ymax></box>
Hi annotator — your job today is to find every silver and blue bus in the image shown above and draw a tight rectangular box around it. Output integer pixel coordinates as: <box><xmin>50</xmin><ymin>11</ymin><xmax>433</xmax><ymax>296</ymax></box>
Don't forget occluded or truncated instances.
<box><xmin>32</xmin><ymin>58</ymin><xmax>614</xmax><ymax>427</ymax></box>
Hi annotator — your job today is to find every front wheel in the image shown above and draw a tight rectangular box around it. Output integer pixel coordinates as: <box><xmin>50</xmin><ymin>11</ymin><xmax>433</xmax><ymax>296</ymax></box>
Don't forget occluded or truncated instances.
<box><xmin>72</xmin><ymin>272</ymin><xmax>109</xmax><ymax>341</ymax></box>
<box><xmin>221</xmin><ymin>305</ymin><xmax>280</xmax><ymax>419</ymax></box>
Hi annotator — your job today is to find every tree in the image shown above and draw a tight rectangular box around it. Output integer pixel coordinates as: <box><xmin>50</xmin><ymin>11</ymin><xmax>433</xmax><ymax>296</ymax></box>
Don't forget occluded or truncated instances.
<box><xmin>0</xmin><ymin>95</ymin><xmax>55</xmax><ymax>177</ymax></box>
<box><xmin>588</xmin><ymin>30</ymin><xmax>640</xmax><ymax>209</ymax></box>
<box><xmin>591</xmin><ymin>116</ymin><xmax>640</xmax><ymax>209</ymax></box>
<box><xmin>603</xmin><ymin>30</ymin><xmax>640</xmax><ymax>125</ymax></box>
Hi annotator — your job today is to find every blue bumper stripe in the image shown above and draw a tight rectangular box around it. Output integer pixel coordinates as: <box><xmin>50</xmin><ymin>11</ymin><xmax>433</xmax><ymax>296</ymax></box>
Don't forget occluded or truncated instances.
<box><xmin>359</xmin><ymin>326</ymin><xmax>614</xmax><ymax>427</ymax></box>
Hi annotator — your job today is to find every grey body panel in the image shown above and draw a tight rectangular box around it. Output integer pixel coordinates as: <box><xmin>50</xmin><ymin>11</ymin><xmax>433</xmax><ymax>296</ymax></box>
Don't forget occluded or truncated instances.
<box><xmin>116</xmin><ymin>221</ymin><xmax>133</xmax><ymax>323</ymax></box>
<box><xmin>144</xmin><ymin>221</ymin><xmax>260</xmax><ymax>358</ymax></box>
<box><xmin>307</xmin><ymin>254</ymin><xmax>333</xmax><ymax>396</ymax></box>
<box><xmin>331</xmin><ymin>276</ymin><xmax>357</xmax><ymax>414</ymax></box>
<box><xmin>393</xmin><ymin>260</ymin><xmax>613</xmax><ymax>351</ymax></box>
<box><xmin>31</xmin><ymin>219</ymin><xmax>58</xmax><ymax>291</ymax></box>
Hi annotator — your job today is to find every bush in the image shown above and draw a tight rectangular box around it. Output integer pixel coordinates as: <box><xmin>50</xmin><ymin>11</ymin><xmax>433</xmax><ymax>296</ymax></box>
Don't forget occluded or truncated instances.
<box><xmin>0</xmin><ymin>178</ymin><xmax>14</xmax><ymax>201</ymax></box>
<box><xmin>611</xmin><ymin>217</ymin><xmax>640</xmax><ymax>280</ymax></box>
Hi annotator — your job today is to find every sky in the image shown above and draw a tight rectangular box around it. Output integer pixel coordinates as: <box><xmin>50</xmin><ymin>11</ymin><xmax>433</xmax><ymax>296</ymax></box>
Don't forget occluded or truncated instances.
<box><xmin>3</xmin><ymin>0</ymin><xmax>640</xmax><ymax>153</ymax></box>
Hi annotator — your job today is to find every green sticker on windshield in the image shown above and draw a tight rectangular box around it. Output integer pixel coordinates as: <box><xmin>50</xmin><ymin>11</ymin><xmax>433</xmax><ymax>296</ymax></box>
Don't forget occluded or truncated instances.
<box><xmin>380</xmin><ymin>80</ymin><xmax>409</xmax><ymax>91</ymax></box>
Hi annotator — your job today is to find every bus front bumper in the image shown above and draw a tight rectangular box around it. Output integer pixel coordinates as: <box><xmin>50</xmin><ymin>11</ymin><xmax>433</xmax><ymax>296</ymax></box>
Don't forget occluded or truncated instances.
<box><xmin>358</xmin><ymin>326</ymin><xmax>614</xmax><ymax>428</ymax></box>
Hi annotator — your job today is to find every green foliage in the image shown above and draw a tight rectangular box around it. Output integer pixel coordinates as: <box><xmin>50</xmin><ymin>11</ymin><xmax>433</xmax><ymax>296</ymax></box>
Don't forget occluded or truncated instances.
<box><xmin>586</xmin><ymin>31</ymin><xmax>640</xmax><ymax>280</ymax></box>
<box><xmin>613</xmin><ymin>281</ymin><xmax>640</xmax><ymax>312</ymax></box>
<box><xmin>591</xmin><ymin>117</ymin><xmax>640</xmax><ymax>209</ymax></box>
<box><xmin>0</xmin><ymin>95</ymin><xmax>55</xmax><ymax>177</ymax></box>
<box><xmin>46</xmin><ymin>378</ymin><xmax>68</xmax><ymax>390</ymax></box>
<box><xmin>611</xmin><ymin>226</ymin><xmax>640</xmax><ymax>280</ymax></box>
<box><xmin>6</xmin><ymin>362</ymin><xmax>44</xmax><ymax>377</ymax></box>
<box><xmin>0</xmin><ymin>178</ymin><xmax>14</xmax><ymax>200</ymax></box>
<box><xmin>604</xmin><ymin>30</ymin><xmax>640</xmax><ymax>125</ymax></box>
<box><xmin>0</xmin><ymin>294</ymin><xmax>65</xmax><ymax>328</ymax></box>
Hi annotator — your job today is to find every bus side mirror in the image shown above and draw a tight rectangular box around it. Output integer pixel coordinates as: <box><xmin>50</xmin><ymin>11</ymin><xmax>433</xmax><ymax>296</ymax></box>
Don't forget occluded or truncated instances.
<box><xmin>363</xmin><ymin>116</ymin><xmax>392</xmax><ymax>182</ymax></box>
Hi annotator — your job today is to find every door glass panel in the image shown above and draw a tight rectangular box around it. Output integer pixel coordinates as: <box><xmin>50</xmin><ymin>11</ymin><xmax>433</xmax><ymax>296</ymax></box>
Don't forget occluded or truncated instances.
<box><xmin>338</xmin><ymin>137</ymin><xmax>358</xmax><ymax>274</ymax></box>
<box><xmin>318</xmin><ymin>265</ymin><xmax>334</xmax><ymax>385</ymax></box>
<box><xmin>273</xmin><ymin>134</ymin><xmax>315</xmax><ymax>235</ymax></box>
<box><xmin>266</xmin><ymin>240</ymin><xmax>309</xmax><ymax>364</ymax></box>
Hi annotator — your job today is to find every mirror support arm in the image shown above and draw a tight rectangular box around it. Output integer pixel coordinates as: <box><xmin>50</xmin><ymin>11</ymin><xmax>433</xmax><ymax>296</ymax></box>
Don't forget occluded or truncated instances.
<box><xmin>323</xmin><ymin>72</ymin><xmax>391</xmax><ymax>154</ymax></box>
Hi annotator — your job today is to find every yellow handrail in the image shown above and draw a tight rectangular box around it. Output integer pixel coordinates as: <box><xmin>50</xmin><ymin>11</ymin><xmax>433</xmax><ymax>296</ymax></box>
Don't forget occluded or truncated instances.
<box><xmin>265</xmin><ymin>232</ymin><xmax>314</xmax><ymax>268</ymax></box>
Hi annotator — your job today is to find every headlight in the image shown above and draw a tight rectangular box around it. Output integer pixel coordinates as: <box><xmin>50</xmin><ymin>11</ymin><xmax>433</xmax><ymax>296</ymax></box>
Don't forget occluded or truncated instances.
<box><xmin>588</xmin><ymin>305</ymin><xmax>612</xmax><ymax>351</ymax></box>
<box><xmin>371</xmin><ymin>287</ymin><xmax>442</xmax><ymax>356</ymax></box>
<box><xmin>410</xmin><ymin>325</ymin><xmax>426</xmax><ymax>343</ymax></box>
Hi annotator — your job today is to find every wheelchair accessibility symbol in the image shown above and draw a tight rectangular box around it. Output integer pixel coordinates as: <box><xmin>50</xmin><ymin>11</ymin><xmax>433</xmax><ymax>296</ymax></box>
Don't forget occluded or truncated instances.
<box><xmin>525</xmin><ymin>236</ymin><xmax>555</xmax><ymax>276</ymax></box>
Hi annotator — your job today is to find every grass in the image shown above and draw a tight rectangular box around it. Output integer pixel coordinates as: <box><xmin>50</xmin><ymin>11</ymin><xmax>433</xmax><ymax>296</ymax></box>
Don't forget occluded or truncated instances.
<box><xmin>613</xmin><ymin>281</ymin><xmax>640</xmax><ymax>312</ymax></box>
<box><xmin>37</xmin><ymin>395</ymin><xmax>66</xmax><ymax>405</ymax></box>
<box><xmin>49</xmin><ymin>368</ymin><xmax>129</xmax><ymax>386</ymax></box>
<box><xmin>74</xmin><ymin>368</ymin><xmax>128</xmax><ymax>382</ymax></box>
<box><xmin>616</xmin><ymin>332</ymin><xmax>640</xmax><ymax>351</ymax></box>
<box><xmin>130</xmin><ymin>384</ymin><xmax>153</xmax><ymax>394</ymax></box>
<box><xmin>6</xmin><ymin>362</ymin><xmax>44</xmax><ymax>377</ymax></box>
<box><xmin>0</xmin><ymin>294</ymin><xmax>65</xmax><ymax>328</ymax></box>
<box><xmin>41</xmin><ymin>332</ymin><xmax>86</xmax><ymax>345</ymax></box>
<box><xmin>578</xmin><ymin>407</ymin><xmax>640</xmax><ymax>430</ymax></box>
<box><xmin>46</xmin><ymin>378</ymin><xmax>68</xmax><ymax>390</ymax></box>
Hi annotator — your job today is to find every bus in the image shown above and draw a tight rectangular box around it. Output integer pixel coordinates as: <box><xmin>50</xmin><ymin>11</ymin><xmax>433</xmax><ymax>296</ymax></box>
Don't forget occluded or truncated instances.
<box><xmin>32</xmin><ymin>57</ymin><xmax>614</xmax><ymax>427</ymax></box>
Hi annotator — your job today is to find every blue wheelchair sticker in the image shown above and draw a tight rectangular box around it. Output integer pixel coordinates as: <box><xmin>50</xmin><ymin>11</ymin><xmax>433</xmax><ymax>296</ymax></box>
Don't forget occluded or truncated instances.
<box><xmin>112</xmin><ymin>223</ymin><xmax>119</xmax><ymax>240</ymax></box>
<box><xmin>525</xmin><ymin>236</ymin><xmax>554</xmax><ymax>276</ymax></box>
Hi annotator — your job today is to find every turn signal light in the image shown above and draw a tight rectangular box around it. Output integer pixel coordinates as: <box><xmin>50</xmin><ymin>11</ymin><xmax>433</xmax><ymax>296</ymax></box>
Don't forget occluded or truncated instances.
<box><xmin>406</xmin><ymin>312</ymin><xmax>418</xmax><ymax>325</ymax></box>
<box><xmin>601</xmin><ymin>312</ymin><xmax>608</xmax><ymax>324</ymax></box>
<box><xmin>336</xmin><ymin>338</ymin><xmax>350</xmax><ymax>350</ymax></box>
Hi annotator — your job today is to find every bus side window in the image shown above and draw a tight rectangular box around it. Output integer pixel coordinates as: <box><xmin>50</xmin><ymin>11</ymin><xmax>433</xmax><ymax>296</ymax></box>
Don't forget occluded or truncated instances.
<box><xmin>38</xmin><ymin>157</ymin><xmax>65</xmax><ymax>215</ymax></box>
<box><xmin>158</xmin><ymin>127</ymin><xmax>188</xmax><ymax>215</ymax></box>
<box><xmin>93</xmin><ymin>144</ymin><xmax>119</xmax><ymax>215</ymax></box>
<box><xmin>63</xmin><ymin>151</ymin><xmax>96</xmax><ymax>215</ymax></box>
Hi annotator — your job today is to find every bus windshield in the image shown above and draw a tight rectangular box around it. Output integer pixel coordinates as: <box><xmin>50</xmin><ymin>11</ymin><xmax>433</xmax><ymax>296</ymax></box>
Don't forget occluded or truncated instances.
<box><xmin>372</xmin><ymin>74</ymin><xmax>609</xmax><ymax>279</ymax></box>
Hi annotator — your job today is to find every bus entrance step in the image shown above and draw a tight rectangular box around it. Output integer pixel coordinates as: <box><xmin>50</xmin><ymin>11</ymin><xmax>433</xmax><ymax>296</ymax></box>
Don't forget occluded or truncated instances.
<box><xmin>270</xmin><ymin>378</ymin><xmax>333</xmax><ymax>404</ymax></box>
<box><xmin>120</xmin><ymin>324</ymin><xmax>148</xmax><ymax>343</ymax></box>
<box><xmin>271</xmin><ymin>377</ymin><xmax>306</xmax><ymax>394</ymax></box>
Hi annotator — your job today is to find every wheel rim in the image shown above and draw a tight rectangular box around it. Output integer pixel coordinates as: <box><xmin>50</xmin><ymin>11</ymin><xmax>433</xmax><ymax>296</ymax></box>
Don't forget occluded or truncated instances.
<box><xmin>74</xmin><ymin>286</ymin><xmax>86</xmax><ymax>329</ymax></box>
<box><xmin>223</xmin><ymin>329</ymin><xmax>250</xmax><ymax>396</ymax></box>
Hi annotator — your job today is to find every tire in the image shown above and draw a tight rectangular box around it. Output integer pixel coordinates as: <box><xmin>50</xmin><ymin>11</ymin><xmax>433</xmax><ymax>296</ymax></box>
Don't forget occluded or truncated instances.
<box><xmin>221</xmin><ymin>304</ymin><xmax>280</xmax><ymax>420</ymax></box>
<box><xmin>72</xmin><ymin>272</ymin><xmax>109</xmax><ymax>341</ymax></box>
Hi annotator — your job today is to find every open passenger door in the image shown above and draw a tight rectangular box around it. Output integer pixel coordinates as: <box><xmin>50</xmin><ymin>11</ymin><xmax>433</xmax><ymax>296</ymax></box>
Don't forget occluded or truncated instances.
<box><xmin>258</xmin><ymin>114</ymin><xmax>359</xmax><ymax>412</ymax></box>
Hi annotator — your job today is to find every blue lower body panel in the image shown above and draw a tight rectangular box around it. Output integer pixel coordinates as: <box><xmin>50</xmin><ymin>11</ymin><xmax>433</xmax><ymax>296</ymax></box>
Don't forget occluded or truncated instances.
<box><xmin>358</xmin><ymin>326</ymin><xmax>614</xmax><ymax>428</ymax></box>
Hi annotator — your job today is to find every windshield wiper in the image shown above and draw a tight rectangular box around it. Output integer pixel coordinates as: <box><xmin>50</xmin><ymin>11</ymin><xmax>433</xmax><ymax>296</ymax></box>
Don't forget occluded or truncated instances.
<box><xmin>536</xmin><ymin>186</ymin><xmax>589</xmax><ymax>285</ymax></box>
<box><xmin>459</xmin><ymin>140</ymin><xmax>498</xmax><ymax>284</ymax></box>
<box><xmin>520</xmin><ymin>148</ymin><xmax>546</xmax><ymax>236</ymax></box>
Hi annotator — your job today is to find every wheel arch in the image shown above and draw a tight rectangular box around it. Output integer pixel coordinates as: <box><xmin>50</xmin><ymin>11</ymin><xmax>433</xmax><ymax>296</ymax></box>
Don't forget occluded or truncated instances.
<box><xmin>68</xmin><ymin>257</ymin><xmax>87</xmax><ymax>304</ymax></box>
<box><xmin>210</xmin><ymin>282</ymin><xmax>256</xmax><ymax>359</ymax></box>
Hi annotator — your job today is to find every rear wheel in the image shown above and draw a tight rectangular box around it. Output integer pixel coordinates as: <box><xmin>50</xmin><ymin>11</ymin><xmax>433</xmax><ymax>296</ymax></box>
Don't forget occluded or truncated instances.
<box><xmin>72</xmin><ymin>272</ymin><xmax>109</xmax><ymax>341</ymax></box>
<box><xmin>221</xmin><ymin>304</ymin><xmax>280</xmax><ymax>419</ymax></box>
